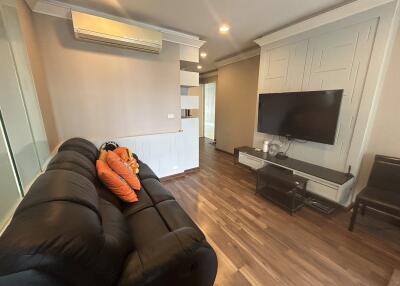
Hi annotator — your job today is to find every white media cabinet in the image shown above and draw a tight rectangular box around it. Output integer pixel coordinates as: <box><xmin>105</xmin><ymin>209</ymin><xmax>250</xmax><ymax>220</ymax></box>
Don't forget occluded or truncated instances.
<box><xmin>235</xmin><ymin>147</ymin><xmax>355</xmax><ymax>207</ymax></box>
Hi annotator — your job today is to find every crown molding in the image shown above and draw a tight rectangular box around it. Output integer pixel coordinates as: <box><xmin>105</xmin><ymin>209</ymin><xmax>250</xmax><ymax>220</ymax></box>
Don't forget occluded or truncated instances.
<box><xmin>215</xmin><ymin>48</ymin><xmax>260</xmax><ymax>69</ymax></box>
<box><xmin>29</xmin><ymin>0</ymin><xmax>205</xmax><ymax>48</ymax></box>
<box><xmin>255</xmin><ymin>0</ymin><xmax>397</xmax><ymax>47</ymax></box>
<box><xmin>200</xmin><ymin>70</ymin><xmax>218</xmax><ymax>79</ymax></box>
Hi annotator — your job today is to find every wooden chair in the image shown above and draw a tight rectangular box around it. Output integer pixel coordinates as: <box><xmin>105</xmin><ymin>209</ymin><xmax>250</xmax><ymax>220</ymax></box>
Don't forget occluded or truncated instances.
<box><xmin>349</xmin><ymin>155</ymin><xmax>400</xmax><ymax>231</ymax></box>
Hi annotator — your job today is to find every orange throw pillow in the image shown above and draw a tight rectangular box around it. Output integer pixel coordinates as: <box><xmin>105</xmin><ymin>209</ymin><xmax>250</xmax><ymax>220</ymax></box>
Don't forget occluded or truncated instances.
<box><xmin>114</xmin><ymin>147</ymin><xmax>130</xmax><ymax>162</ymax></box>
<box><xmin>96</xmin><ymin>160</ymin><xmax>138</xmax><ymax>203</ymax></box>
<box><xmin>107</xmin><ymin>151</ymin><xmax>141</xmax><ymax>191</ymax></box>
<box><xmin>114</xmin><ymin>147</ymin><xmax>140</xmax><ymax>174</ymax></box>
<box><xmin>98</xmin><ymin>149</ymin><xmax>108</xmax><ymax>162</ymax></box>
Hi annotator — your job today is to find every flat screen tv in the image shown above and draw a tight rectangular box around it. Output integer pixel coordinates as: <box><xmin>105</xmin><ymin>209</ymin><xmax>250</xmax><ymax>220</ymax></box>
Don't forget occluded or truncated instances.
<box><xmin>257</xmin><ymin>90</ymin><xmax>343</xmax><ymax>145</ymax></box>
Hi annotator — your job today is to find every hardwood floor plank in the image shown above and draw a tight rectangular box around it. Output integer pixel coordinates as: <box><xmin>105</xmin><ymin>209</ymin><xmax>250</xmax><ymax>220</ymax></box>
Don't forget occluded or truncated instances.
<box><xmin>163</xmin><ymin>139</ymin><xmax>400</xmax><ymax>285</ymax></box>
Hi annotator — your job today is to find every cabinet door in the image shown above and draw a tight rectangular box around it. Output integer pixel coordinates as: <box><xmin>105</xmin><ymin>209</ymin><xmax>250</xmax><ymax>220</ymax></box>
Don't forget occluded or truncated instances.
<box><xmin>182</xmin><ymin>118</ymin><xmax>199</xmax><ymax>170</ymax></box>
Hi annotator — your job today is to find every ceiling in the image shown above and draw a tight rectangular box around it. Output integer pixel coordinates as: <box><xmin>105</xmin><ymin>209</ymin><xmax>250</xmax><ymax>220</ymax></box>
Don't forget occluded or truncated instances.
<box><xmin>57</xmin><ymin>0</ymin><xmax>353</xmax><ymax>72</ymax></box>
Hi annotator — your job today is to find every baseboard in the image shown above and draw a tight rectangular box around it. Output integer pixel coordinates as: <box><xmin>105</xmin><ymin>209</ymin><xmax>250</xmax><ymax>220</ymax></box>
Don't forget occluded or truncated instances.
<box><xmin>215</xmin><ymin>148</ymin><xmax>234</xmax><ymax>155</ymax></box>
<box><xmin>160</xmin><ymin>167</ymin><xmax>200</xmax><ymax>182</ymax></box>
<box><xmin>184</xmin><ymin>167</ymin><xmax>200</xmax><ymax>174</ymax></box>
<box><xmin>160</xmin><ymin>172</ymin><xmax>186</xmax><ymax>182</ymax></box>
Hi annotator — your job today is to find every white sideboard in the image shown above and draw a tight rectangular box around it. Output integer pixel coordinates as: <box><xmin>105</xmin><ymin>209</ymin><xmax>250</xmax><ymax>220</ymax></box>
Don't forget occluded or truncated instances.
<box><xmin>237</xmin><ymin>148</ymin><xmax>354</xmax><ymax>207</ymax></box>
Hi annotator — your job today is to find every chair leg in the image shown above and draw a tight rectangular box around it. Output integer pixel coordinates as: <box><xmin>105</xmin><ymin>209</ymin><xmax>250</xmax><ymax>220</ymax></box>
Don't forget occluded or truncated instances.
<box><xmin>349</xmin><ymin>202</ymin><xmax>359</xmax><ymax>232</ymax></box>
<box><xmin>361</xmin><ymin>204</ymin><xmax>366</xmax><ymax>216</ymax></box>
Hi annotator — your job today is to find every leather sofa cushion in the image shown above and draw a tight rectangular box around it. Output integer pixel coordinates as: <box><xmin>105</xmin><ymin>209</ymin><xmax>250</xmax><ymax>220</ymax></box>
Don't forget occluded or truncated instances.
<box><xmin>0</xmin><ymin>170</ymin><xmax>130</xmax><ymax>286</ymax></box>
<box><xmin>0</xmin><ymin>270</ymin><xmax>71</xmax><ymax>286</ymax></box>
<box><xmin>156</xmin><ymin>200</ymin><xmax>204</xmax><ymax>238</ymax></box>
<box><xmin>97</xmin><ymin>185</ymin><xmax>123</xmax><ymax>210</ymax></box>
<box><xmin>0</xmin><ymin>201</ymin><xmax>103</xmax><ymax>286</ymax></box>
<box><xmin>47</xmin><ymin>150</ymin><xmax>97</xmax><ymax>184</ymax></box>
<box><xmin>15</xmin><ymin>170</ymin><xmax>100</xmax><ymax>219</ymax></box>
<box><xmin>138</xmin><ymin>162</ymin><xmax>159</xmax><ymax>181</ymax></box>
<box><xmin>141</xmin><ymin>178</ymin><xmax>174</xmax><ymax>204</ymax></box>
<box><xmin>125</xmin><ymin>207</ymin><xmax>169</xmax><ymax>249</ymax></box>
<box><xmin>97</xmin><ymin>199</ymin><xmax>133</xmax><ymax>278</ymax></box>
<box><xmin>123</xmin><ymin>188</ymin><xmax>153</xmax><ymax>217</ymax></box>
<box><xmin>118</xmin><ymin>228</ymin><xmax>212</xmax><ymax>286</ymax></box>
<box><xmin>59</xmin><ymin>137</ymin><xmax>99</xmax><ymax>163</ymax></box>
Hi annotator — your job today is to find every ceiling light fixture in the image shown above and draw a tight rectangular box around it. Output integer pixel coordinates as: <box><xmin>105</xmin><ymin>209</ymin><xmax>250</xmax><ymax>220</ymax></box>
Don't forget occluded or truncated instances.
<box><xmin>200</xmin><ymin>52</ymin><xmax>207</xmax><ymax>58</ymax></box>
<box><xmin>219</xmin><ymin>24</ymin><xmax>230</xmax><ymax>34</ymax></box>
<box><xmin>197</xmin><ymin>65</ymin><xmax>202</xmax><ymax>70</ymax></box>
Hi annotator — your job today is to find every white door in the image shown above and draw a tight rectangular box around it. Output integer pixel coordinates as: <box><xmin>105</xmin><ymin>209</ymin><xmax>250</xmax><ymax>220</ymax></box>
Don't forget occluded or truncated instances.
<box><xmin>204</xmin><ymin>82</ymin><xmax>216</xmax><ymax>140</ymax></box>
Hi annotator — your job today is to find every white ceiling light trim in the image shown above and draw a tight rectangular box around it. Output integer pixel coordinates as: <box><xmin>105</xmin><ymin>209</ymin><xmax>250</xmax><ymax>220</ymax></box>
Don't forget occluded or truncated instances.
<box><xmin>215</xmin><ymin>48</ymin><xmax>260</xmax><ymax>69</ymax></box>
<box><xmin>28</xmin><ymin>0</ymin><xmax>206</xmax><ymax>48</ymax></box>
<box><xmin>255</xmin><ymin>0</ymin><xmax>397</xmax><ymax>46</ymax></box>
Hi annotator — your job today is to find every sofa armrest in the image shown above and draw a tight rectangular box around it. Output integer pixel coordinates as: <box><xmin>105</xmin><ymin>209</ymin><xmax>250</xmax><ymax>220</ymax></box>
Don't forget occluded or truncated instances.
<box><xmin>118</xmin><ymin>227</ymin><xmax>217</xmax><ymax>286</ymax></box>
<box><xmin>0</xmin><ymin>270</ymin><xmax>71</xmax><ymax>286</ymax></box>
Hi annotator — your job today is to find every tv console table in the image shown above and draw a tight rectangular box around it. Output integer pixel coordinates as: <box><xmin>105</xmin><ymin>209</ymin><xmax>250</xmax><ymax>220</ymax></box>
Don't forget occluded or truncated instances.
<box><xmin>234</xmin><ymin>146</ymin><xmax>355</xmax><ymax>206</ymax></box>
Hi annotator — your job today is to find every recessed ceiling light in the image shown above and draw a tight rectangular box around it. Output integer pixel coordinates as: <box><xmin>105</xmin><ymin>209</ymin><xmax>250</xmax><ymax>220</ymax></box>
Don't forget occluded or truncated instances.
<box><xmin>200</xmin><ymin>52</ymin><xmax>207</xmax><ymax>58</ymax></box>
<box><xmin>197</xmin><ymin>65</ymin><xmax>202</xmax><ymax>70</ymax></box>
<box><xmin>219</xmin><ymin>24</ymin><xmax>230</xmax><ymax>34</ymax></box>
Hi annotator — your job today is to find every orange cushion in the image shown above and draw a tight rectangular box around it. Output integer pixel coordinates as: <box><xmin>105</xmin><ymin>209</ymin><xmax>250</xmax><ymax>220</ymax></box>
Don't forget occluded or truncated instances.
<box><xmin>114</xmin><ymin>147</ymin><xmax>140</xmax><ymax>174</ymax></box>
<box><xmin>96</xmin><ymin>160</ymin><xmax>138</xmax><ymax>203</ymax></box>
<box><xmin>98</xmin><ymin>149</ymin><xmax>108</xmax><ymax>162</ymax></box>
<box><xmin>114</xmin><ymin>147</ymin><xmax>130</xmax><ymax>162</ymax></box>
<box><xmin>107</xmin><ymin>151</ymin><xmax>141</xmax><ymax>191</ymax></box>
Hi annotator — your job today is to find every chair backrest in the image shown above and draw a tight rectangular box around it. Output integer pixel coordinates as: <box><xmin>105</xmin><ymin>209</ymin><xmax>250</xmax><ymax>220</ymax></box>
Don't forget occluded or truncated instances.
<box><xmin>368</xmin><ymin>155</ymin><xmax>400</xmax><ymax>192</ymax></box>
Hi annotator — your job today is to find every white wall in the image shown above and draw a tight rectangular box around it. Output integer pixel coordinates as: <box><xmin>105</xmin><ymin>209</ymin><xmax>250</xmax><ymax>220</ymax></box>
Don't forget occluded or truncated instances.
<box><xmin>33</xmin><ymin>13</ymin><xmax>181</xmax><ymax>143</ymax></box>
<box><xmin>254</xmin><ymin>6</ymin><xmax>394</xmax><ymax>173</ymax></box>
<box><xmin>356</xmin><ymin>22</ymin><xmax>400</xmax><ymax>192</ymax></box>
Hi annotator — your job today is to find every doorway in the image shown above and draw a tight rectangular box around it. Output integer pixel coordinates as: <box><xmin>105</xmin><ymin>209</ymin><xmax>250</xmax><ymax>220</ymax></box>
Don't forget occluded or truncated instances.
<box><xmin>204</xmin><ymin>82</ymin><xmax>216</xmax><ymax>141</ymax></box>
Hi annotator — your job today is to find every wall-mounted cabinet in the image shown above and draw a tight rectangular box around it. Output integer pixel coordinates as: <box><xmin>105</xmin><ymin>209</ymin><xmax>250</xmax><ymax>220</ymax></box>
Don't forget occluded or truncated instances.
<box><xmin>180</xmin><ymin>70</ymin><xmax>199</xmax><ymax>87</ymax></box>
<box><xmin>180</xmin><ymin>45</ymin><xmax>199</xmax><ymax>63</ymax></box>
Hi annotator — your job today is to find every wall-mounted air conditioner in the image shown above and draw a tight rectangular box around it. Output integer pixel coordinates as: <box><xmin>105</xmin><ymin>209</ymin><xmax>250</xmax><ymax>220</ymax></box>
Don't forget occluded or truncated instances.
<box><xmin>71</xmin><ymin>11</ymin><xmax>162</xmax><ymax>53</ymax></box>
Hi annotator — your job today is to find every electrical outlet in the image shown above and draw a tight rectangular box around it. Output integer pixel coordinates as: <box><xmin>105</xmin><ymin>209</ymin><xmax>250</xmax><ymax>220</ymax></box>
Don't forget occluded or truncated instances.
<box><xmin>167</xmin><ymin>114</ymin><xmax>175</xmax><ymax>119</ymax></box>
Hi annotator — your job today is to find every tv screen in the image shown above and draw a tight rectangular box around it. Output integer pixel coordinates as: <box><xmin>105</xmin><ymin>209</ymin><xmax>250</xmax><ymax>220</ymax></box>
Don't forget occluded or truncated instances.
<box><xmin>257</xmin><ymin>90</ymin><xmax>343</xmax><ymax>145</ymax></box>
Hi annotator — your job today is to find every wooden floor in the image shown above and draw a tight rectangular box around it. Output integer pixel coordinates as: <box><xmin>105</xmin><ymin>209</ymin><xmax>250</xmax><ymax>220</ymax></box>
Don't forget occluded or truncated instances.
<box><xmin>163</xmin><ymin>139</ymin><xmax>400</xmax><ymax>286</ymax></box>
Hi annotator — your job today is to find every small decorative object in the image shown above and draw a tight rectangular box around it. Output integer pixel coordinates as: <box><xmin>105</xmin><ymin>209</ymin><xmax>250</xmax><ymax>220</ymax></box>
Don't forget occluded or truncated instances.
<box><xmin>100</xmin><ymin>141</ymin><xmax>119</xmax><ymax>151</ymax></box>
<box><xmin>268</xmin><ymin>143</ymin><xmax>280</xmax><ymax>156</ymax></box>
<box><xmin>263</xmin><ymin>140</ymin><xmax>269</xmax><ymax>153</ymax></box>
